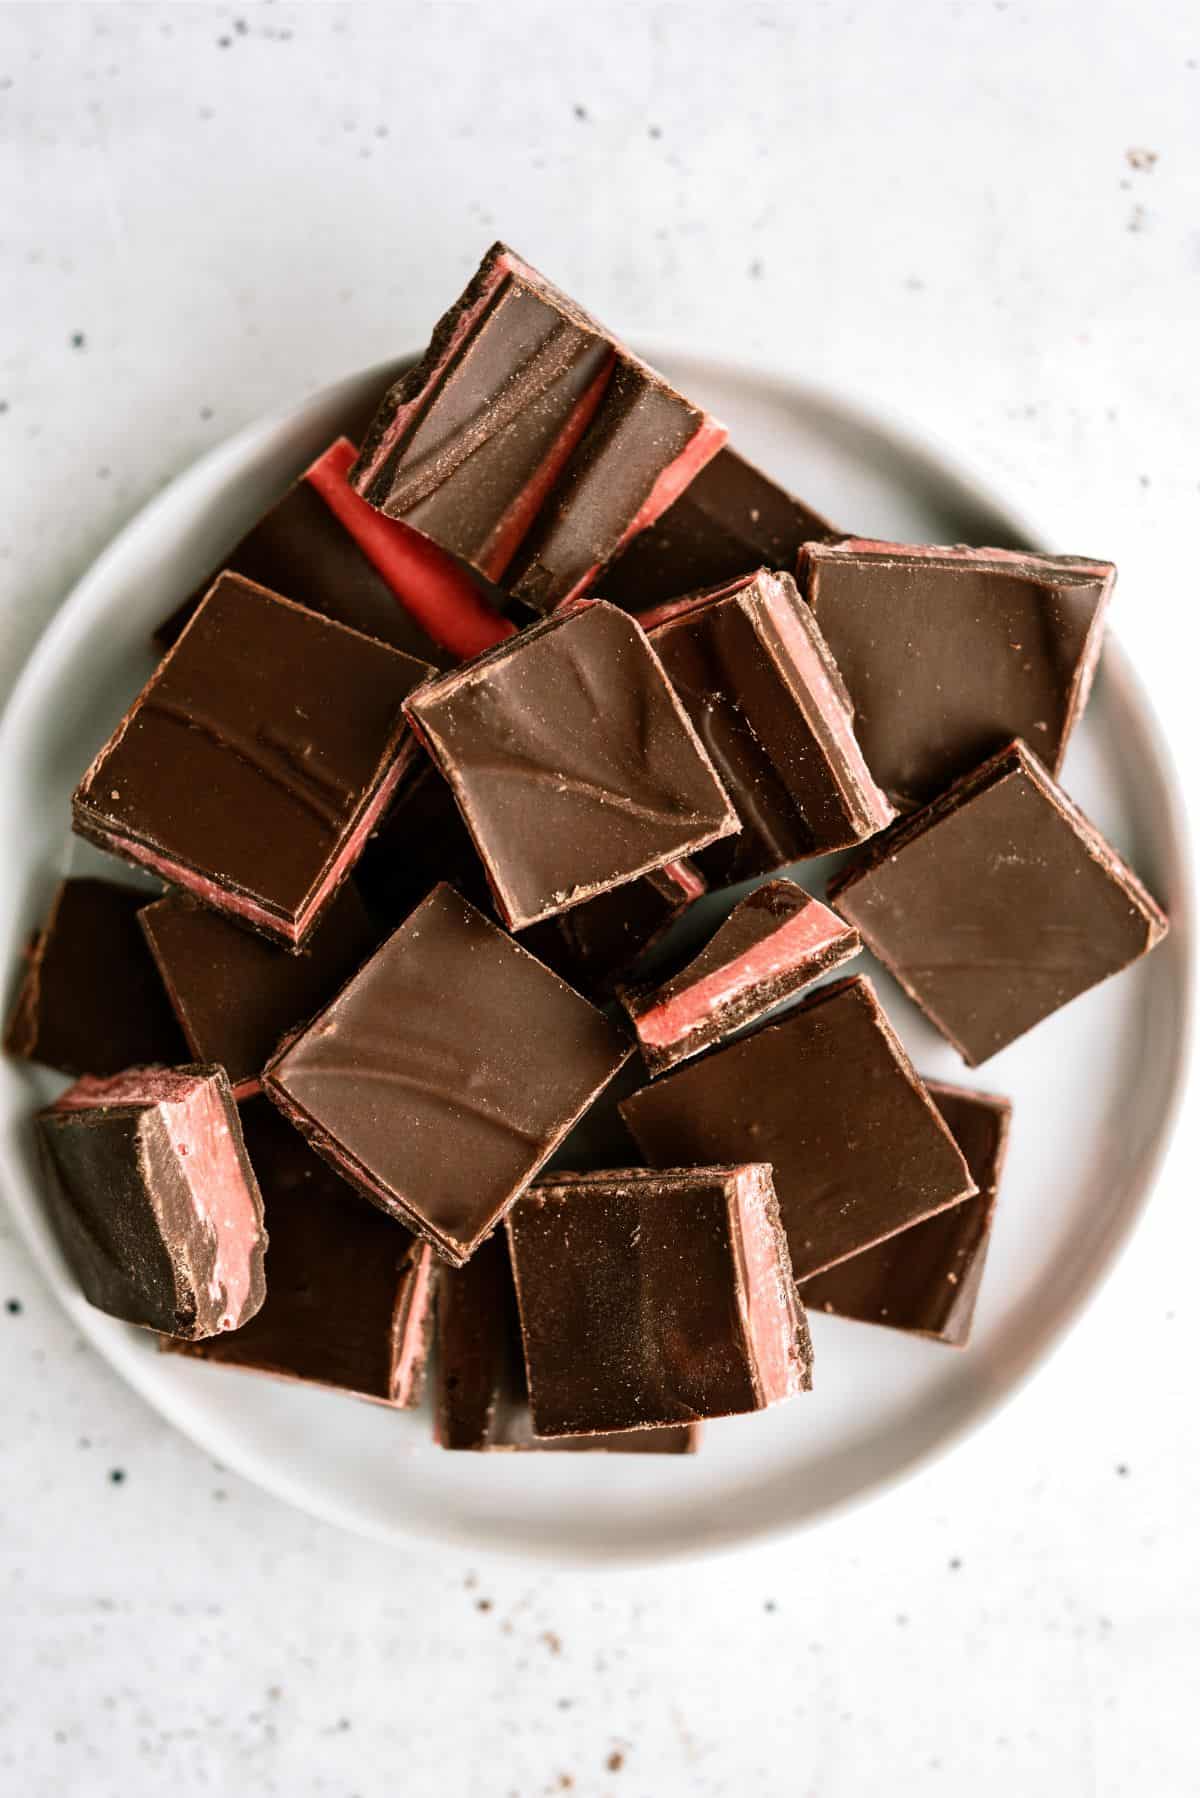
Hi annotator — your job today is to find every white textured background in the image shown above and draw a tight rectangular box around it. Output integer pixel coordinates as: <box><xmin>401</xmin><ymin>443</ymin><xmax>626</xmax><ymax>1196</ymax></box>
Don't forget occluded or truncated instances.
<box><xmin>2</xmin><ymin>5</ymin><xmax>1199</xmax><ymax>1795</ymax></box>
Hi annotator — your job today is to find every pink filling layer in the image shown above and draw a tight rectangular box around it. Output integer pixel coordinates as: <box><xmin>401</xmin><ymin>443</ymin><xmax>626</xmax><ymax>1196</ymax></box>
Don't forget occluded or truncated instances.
<box><xmin>555</xmin><ymin>411</ymin><xmax>728</xmax><ymax>610</ymax></box>
<box><xmin>354</xmin><ymin>250</ymin><xmax>517</xmax><ymax>490</ymax></box>
<box><xmin>735</xmin><ymin>1165</ymin><xmax>806</xmax><ymax>1402</ymax></box>
<box><xmin>635</xmin><ymin>899</ymin><xmax>850</xmax><ymax>1049</ymax></box>
<box><xmin>91</xmin><ymin>739</ymin><xmax>418</xmax><ymax>947</ymax></box>
<box><xmin>761</xmin><ymin>576</ymin><xmax>894</xmax><ymax>830</ymax></box>
<box><xmin>660</xmin><ymin>859</ymin><xmax>706</xmax><ymax>904</ymax></box>
<box><xmin>392</xmin><ymin>1245</ymin><xmax>435</xmax><ymax>1403</ymax></box>
<box><xmin>54</xmin><ymin>1067</ymin><xmax>206</xmax><ymax>1110</ymax></box>
<box><xmin>479</xmin><ymin>353</ymin><xmax>617</xmax><ymax>581</ymax></box>
<box><xmin>167</xmin><ymin>1079</ymin><xmax>261</xmax><ymax>1331</ymax></box>
<box><xmin>306</xmin><ymin>439</ymin><xmax>514</xmax><ymax>660</ymax></box>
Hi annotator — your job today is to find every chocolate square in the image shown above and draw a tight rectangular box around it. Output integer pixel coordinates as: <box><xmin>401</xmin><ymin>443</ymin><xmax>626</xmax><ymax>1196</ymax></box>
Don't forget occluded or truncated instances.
<box><xmin>37</xmin><ymin>1065</ymin><xmax>266</xmax><ymax>1340</ymax></box>
<box><xmin>163</xmin><ymin>1099</ymin><xmax>435</xmax><ymax>1403</ymax></box>
<box><xmin>5</xmin><ymin>876</ymin><xmax>187</xmax><ymax>1078</ymax></box>
<box><xmin>801</xmin><ymin>540</ymin><xmax>1113</xmax><ymax>809</ymax></box>
<box><xmin>73</xmin><ymin>574</ymin><xmax>433</xmax><ymax>948</ymax></box>
<box><xmin>405</xmin><ymin>602</ymin><xmax>738</xmax><ymax>930</ymax></box>
<box><xmin>827</xmin><ymin>738</ymin><xmax>1168</xmax><ymax>1064</ymax></box>
<box><xmin>800</xmin><ymin>1081</ymin><xmax>1011</xmax><ymax>1345</ymax></box>
<box><xmin>139</xmin><ymin>882</ymin><xmax>379</xmax><ymax>1095</ymax></box>
<box><xmin>621</xmin><ymin>974</ymin><xmax>976</xmax><ymax>1280</ymax></box>
<box><xmin>643</xmin><ymin>569</ymin><xmax>893</xmax><ymax>884</ymax></box>
<box><xmin>507</xmin><ymin>1165</ymin><xmax>812</xmax><ymax>1436</ymax></box>
<box><xmin>263</xmin><ymin>884</ymin><xmax>631</xmax><ymax>1265</ymax></box>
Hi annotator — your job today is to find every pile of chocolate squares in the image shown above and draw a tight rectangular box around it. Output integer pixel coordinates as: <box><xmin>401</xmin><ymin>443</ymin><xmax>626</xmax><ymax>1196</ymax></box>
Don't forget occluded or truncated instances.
<box><xmin>9</xmin><ymin>243</ymin><xmax>1169</xmax><ymax>1455</ymax></box>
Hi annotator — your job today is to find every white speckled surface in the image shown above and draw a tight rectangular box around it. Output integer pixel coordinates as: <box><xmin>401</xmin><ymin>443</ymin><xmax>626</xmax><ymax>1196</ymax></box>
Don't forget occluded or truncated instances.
<box><xmin>2</xmin><ymin>5</ymin><xmax>1198</xmax><ymax>1795</ymax></box>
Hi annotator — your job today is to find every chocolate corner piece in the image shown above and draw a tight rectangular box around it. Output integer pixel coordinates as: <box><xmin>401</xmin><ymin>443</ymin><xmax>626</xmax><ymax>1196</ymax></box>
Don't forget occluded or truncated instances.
<box><xmin>800</xmin><ymin>1081</ymin><xmax>1012</xmax><ymax>1346</ymax></box>
<box><xmin>801</xmin><ymin>539</ymin><xmax>1115</xmax><ymax>810</ymax></box>
<box><xmin>263</xmin><ymin>883</ymin><xmax>631</xmax><ymax>1265</ymax></box>
<box><xmin>404</xmin><ymin>601</ymin><xmax>738</xmax><ymax>930</ymax></box>
<box><xmin>620</xmin><ymin>878</ymin><xmax>861</xmax><ymax>1075</ymax></box>
<box><xmin>72</xmin><ymin>573</ymin><xmax>433</xmax><ymax>949</ymax></box>
<box><xmin>828</xmin><ymin>737</ymin><xmax>1169</xmax><ymax>1065</ymax></box>
<box><xmin>163</xmin><ymin>1098</ymin><xmax>435</xmax><ymax>1404</ymax></box>
<box><xmin>5</xmin><ymin>876</ymin><xmax>187</xmax><ymax>1078</ymax></box>
<box><xmin>506</xmin><ymin>1164</ymin><xmax>811</xmax><ymax>1438</ymax></box>
<box><xmin>643</xmin><ymin>567</ymin><xmax>893</xmax><ymax>884</ymax></box>
<box><xmin>37</xmin><ymin>1065</ymin><xmax>266</xmax><ymax>1340</ymax></box>
<box><xmin>620</xmin><ymin>973</ymin><xmax>976</xmax><ymax>1280</ymax></box>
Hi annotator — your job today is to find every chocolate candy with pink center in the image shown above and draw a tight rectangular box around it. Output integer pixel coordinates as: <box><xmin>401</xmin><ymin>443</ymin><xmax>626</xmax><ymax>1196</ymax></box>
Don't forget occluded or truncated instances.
<box><xmin>404</xmin><ymin>601</ymin><xmax>739</xmax><ymax>932</ymax></box>
<box><xmin>37</xmin><ymin>1065</ymin><xmax>266</xmax><ymax>1341</ymax></box>
<box><xmin>507</xmin><ymin>1165</ymin><xmax>812</xmax><ymax>1438</ymax></box>
<box><xmin>73</xmin><ymin>574</ymin><xmax>433</xmax><ymax>949</ymax></box>
<box><xmin>163</xmin><ymin>1099</ymin><xmax>435</xmax><ymax>1404</ymax></box>
<box><xmin>641</xmin><ymin>568</ymin><xmax>894</xmax><ymax>885</ymax></box>
<box><xmin>350</xmin><ymin>242</ymin><xmax>727</xmax><ymax>612</ymax></box>
<box><xmin>800</xmin><ymin>539</ymin><xmax>1114</xmax><ymax>810</ymax></box>
<box><xmin>620</xmin><ymin>878</ymin><xmax>861</xmax><ymax>1075</ymax></box>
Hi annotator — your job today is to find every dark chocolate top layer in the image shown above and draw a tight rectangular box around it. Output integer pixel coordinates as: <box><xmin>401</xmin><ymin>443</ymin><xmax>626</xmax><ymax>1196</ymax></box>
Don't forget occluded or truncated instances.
<box><xmin>139</xmin><ymin>882</ymin><xmax>379</xmax><ymax>1090</ymax></box>
<box><xmin>73</xmin><ymin>575</ymin><xmax>432</xmax><ymax>935</ymax></box>
<box><xmin>406</xmin><ymin>602</ymin><xmax>738</xmax><ymax>930</ymax></box>
<box><xmin>828</xmin><ymin>738</ymin><xmax>1169</xmax><ymax>1065</ymax></box>
<box><xmin>800</xmin><ymin>1082</ymin><xmax>1011</xmax><ymax>1345</ymax></box>
<box><xmin>801</xmin><ymin>540</ymin><xmax>1114</xmax><ymax>810</ymax></box>
<box><xmin>621</xmin><ymin>974</ymin><xmax>976</xmax><ymax>1280</ymax></box>
<box><xmin>600</xmin><ymin>445</ymin><xmax>838</xmax><ymax>609</ymax></box>
<box><xmin>436</xmin><ymin>1229</ymin><xmax>697</xmax><ymax>1452</ymax></box>
<box><xmin>5</xmin><ymin>877</ymin><xmax>187</xmax><ymax>1078</ymax></box>
<box><xmin>645</xmin><ymin>570</ymin><xmax>891</xmax><ymax>883</ymax></box>
<box><xmin>508</xmin><ymin>1165</ymin><xmax>811</xmax><ymax>1436</ymax></box>
<box><xmin>165</xmin><ymin>1098</ymin><xmax>432</xmax><ymax>1402</ymax></box>
<box><xmin>264</xmin><ymin>884</ymin><xmax>631</xmax><ymax>1263</ymax></box>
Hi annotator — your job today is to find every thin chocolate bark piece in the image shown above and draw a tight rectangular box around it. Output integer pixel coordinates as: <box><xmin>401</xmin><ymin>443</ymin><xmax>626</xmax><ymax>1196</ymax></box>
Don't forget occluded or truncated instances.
<box><xmin>5</xmin><ymin>877</ymin><xmax>187</xmax><ymax>1078</ymax></box>
<box><xmin>621</xmin><ymin>974</ymin><xmax>976</xmax><ymax>1281</ymax></box>
<box><xmin>801</xmin><ymin>539</ymin><xmax>1114</xmax><ymax>810</ymax></box>
<box><xmin>350</xmin><ymin>242</ymin><xmax>725</xmax><ymax>610</ymax></box>
<box><xmin>405</xmin><ymin>601</ymin><xmax>738</xmax><ymax>930</ymax></box>
<box><xmin>600</xmin><ymin>445</ymin><xmax>839</xmax><ymax>610</ymax></box>
<box><xmin>436</xmin><ymin>1231</ymin><xmax>698</xmax><ymax>1452</ymax></box>
<box><xmin>263</xmin><ymin>884</ymin><xmax>631</xmax><ymax>1265</ymax></box>
<box><xmin>828</xmin><ymin>738</ymin><xmax>1169</xmax><ymax>1065</ymax></box>
<box><xmin>37</xmin><ymin>1065</ymin><xmax>266</xmax><ymax>1340</ymax></box>
<box><xmin>155</xmin><ymin>437</ymin><xmax>512</xmax><ymax>665</ymax></box>
<box><xmin>139</xmin><ymin>883</ymin><xmax>379</xmax><ymax>1097</ymax></box>
<box><xmin>508</xmin><ymin>1165</ymin><xmax>812</xmax><ymax>1437</ymax></box>
<box><xmin>800</xmin><ymin>1081</ymin><xmax>1011</xmax><ymax>1345</ymax></box>
<box><xmin>620</xmin><ymin>879</ymin><xmax>861</xmax><ymax>1075</ymax></box>
<box><xmin>73</xmin><ymin>574</ymin><xmax>433</xmax><ymax>949</ymax></box>
<box><xmin>163</xmin><ymin>1099</ymin><xmax>434</xmax><ymax>1403</ymax></box>
<box><xmin>519</xmin><ymin>857</ymin><xmax>705</xmax><ymax>999</ymax></box>
<box><xmin>643</xmin><ymin>569</ymin><xmax>894</xmax><ymax>885</ymax></box>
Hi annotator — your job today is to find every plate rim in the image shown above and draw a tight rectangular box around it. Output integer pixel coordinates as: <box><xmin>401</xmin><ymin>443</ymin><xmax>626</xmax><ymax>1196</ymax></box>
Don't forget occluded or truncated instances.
<box><xmin>0</xmin><ymin>352</ymin><xmax>1193</xmax><ymax>1567</ymax></box>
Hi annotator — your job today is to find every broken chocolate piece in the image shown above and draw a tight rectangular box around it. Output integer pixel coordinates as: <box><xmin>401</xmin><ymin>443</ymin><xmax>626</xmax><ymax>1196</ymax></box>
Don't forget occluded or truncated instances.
<box><xmin>405</xmin><ymin>601</ymin><xmax>738</xmax><ymax>930</ymax></box>
<box><xmin>828</xmin><ymin>738</ymin><xmax>1169</xmax><ymax>1065</ymax></box>
<box><xmin>508</xmin><ymin>1164</ymin><xmax>811</xmax><ymax>1436</ymax></box>
<box><xmin>163</xmin><ymin>1099</ymin><xmax>435</xmax><ymax>1402</ymax></box>
<box><xmin>37</xmin><ymin>1065</ymin><xmax>266</xmax><ymax>1340</ymax></box>
<box><xmin>800</xmin><ymin>1081</ymin><xmax>1011</xmax><ymax>1345</ymax></box>
<box><xmin>621</xmin><ymin>974</ymin><xmax>976</xmax><ymax>1280</ymax></box>
<box><xmin>801</xmin><ymin>539</ymin><xmax>1114</xmax><ymax>809</ymax></box>
<box><xmin>519</xmin><ymin>858</ymin><xmax>705</xmax><ymax>999</ymax></box>
<box><xmin>436</xmin><ymin>1231</ymin><xmax>698</xmax><ymax>1452</ymax></box>
<box><xmin>350</xmin><ymin>242</ymin><xmax>726</xmax><ymax>610</ymax></box>
<box><xmin>73</xmin><ymin>574</ymin><xmax>433</xmax><ymax>949</ymax></box>
<box><xmin>263</xmin><ymin>884</ymin><xmax>631</xmax><ymax>1265</ymax></box>
<box><xmin>139</xmin><ymin>882</ymin><xmax>379</xmax><ymax>1096</ymax></box>
<box><xmin>620</xmin><ymin>879</ymin><xmax>860</xmax><ymax>1074</ymax></box>
<box><xmin>155</xmin><ymin>437</ymin><xmax>512</xmax><ymax>664</ymax></box>
<box><xmin>601</xmin><ymin>445</ymin><xmax>838</xmax><ymax>609</ymax></box>
<box><xmin>643</xmin><ymin>569</ymin><xmax>893</xmax><ymax>884</ymax></box>
<box><xmin>5</xmin><ymin>876</ymin><xmax>187</xmax><ymax>1078</ymax></box>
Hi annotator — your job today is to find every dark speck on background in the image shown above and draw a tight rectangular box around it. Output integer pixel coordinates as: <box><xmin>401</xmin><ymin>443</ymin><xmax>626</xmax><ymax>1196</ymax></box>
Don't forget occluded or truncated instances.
<box><xmin>217</xmin><ymin>36</ymin><xmax>232</xmax><ymax>50</ymax></box>
<box><xmin>70</xmin><ymin>332</ymin><xmax>86</xmax><ymax>350</ymax></box>
<box><xmin>1116</xmin><ymin>1462</ymin><xmax>1130</xmax><ymax>1477</ymax></box>
<box><xmin>234</xmin><ymin>17</ymin><xmax>248</xmax><ymax>34</ymax></box>
<box><xmin>573</xmin><ymin>103</ymin><xmax>587</xmax><ymax>121</ymax></box>
<box><xmin>1126</xmin><ymin>147</ymin><xmax>1158</xmax><ymax>172</ymax></box>
<box><xmin>5</xmin><ymin>1297</ymin><xmax>21</xmax><ymax>1313</ymax></box>
<box><xmin>764</xmin><ymin>1598</ymin><xmax>777</xmax><ymax>1612</ymax></box>
<box><xmin>648</xmin><ymin>124</ymin><xmax>662</xmax><ymax>139</ymax></box>
<box><xmin>108</xmin><ymin>1468</ymin><xmax>126</xmax><ymax>1485</ymax></box>
<box><xmin>0</xmin><ymin>400</ymin><xmax>9</xmax><ymax>414</ymax></box>
<box><xmin>949</xmin><ymin>1556</ymin><xmax>962</xmax><ymax>1571</ymax></box>
<box><xmin>200</xmin><ymin>405</ymin><xmax>214</xmax><ymax>420</ymax></box>
<box><xmin>475</xmin><ymin>1597</ymin><xmax>493</xmax><ymax>1612</ymax></box>
<box><xmin>749</xmin><ymin>258</ymin><xmax>763</xmax><ymax>279</ymax></box>
<box><xmin>606</xmin><ymin>1749</ymin><xmax>626</xmax><ymax>1772</ymax></box>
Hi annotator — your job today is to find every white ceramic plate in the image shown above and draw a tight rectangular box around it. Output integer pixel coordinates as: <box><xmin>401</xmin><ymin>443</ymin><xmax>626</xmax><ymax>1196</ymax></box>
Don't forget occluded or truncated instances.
<box><xmin>0</xmin><ymin>356</ymin><xmax>1190</xmax><ymax>1565</ymax></box>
